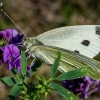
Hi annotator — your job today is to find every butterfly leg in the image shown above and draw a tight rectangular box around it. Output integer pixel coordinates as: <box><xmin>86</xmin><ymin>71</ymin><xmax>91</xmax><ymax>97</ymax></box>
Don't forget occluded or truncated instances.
<box><xmin>25</xmin><ymin>49</ymin><xmax>32</xmax><ymax>59</ymax></box>
<box><xmin>29</xmin><ymin>54</ymin><xmax>36</xmax><ymax>67</ymax></box>
<box><xmin>25</xmin><ymin>48</ymin><xmax>29</xmax><ymax>53</ymax></box>
<box><xmin>25</xmin><ymin>49</ymin><xmax>36</xmax><ymax>67</ymax></box>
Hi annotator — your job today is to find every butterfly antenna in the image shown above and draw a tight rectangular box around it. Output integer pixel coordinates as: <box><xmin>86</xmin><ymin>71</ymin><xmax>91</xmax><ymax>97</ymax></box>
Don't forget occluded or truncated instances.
<box><xmin>0</xmin><ymin>2</ymin><xmax>28</xmax><ymax>39</ymax></box>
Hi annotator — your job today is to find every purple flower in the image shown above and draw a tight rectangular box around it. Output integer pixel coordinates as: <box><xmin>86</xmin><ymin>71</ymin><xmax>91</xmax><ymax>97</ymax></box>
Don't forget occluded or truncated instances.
<box><xmin>0</xmin><ymin>29</ymin><xmax>18</xmax><ymax>40</ymax></box>
<box><xmin>0</xmin><ymin>29</ymin><xmax>24</xmax><ymax>46</ymax></box>
<box><xmin>0</xmin><ymin>28</ymin><xmax>29</xmax><ymax>76</ymax></box>
<box><xmin>3</xmin><ymin>44</ymin><xmax>21</xmax><ymax>71</ymax></box>
<box><xmin>26</xmin><ymin>63</ymin><xmax>34</xmax><ymax>77</ymax></box>
<box><xmin>62</xmin><ymin>76</ymin><xmax>100</xmax><ymax>99</ymax></box>
<box><xmin>0</xmin><ymin>29</ymin><xmax>17</xmax><ymax>66</ymax></box>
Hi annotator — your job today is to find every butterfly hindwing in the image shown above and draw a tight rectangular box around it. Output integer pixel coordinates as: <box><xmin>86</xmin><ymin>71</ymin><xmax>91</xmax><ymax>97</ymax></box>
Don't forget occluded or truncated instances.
<box><xmin>32</xmin><ymin>45</ymin><xmax>100</xmax><ymax>80</ymax></box>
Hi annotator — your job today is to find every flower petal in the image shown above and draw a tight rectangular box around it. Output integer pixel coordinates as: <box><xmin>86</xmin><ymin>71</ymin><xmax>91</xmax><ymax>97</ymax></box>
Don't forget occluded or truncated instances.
<box><xmin>14</xmin><ymin>57</ymin><xmax>21</xmax><ymax>72</ymax></box>
<box><xmin>8</xmin><ymin>61</ymin><xmax>13</xmax><ymax>70</ymax></box>
<box><xmin>3</xmin><ymin>46</ymin><xmax>11</xmax><ymax>62</ymax></box>
<box><xmin>27</xmin><ymin>66</ymin><xmax>32</xmax><ymax>70</ymax></box>
<box><xmin>0</xmin><ymin>31</ymin><xmax>6</xmax><ymax>39</ymax></box>
<box><xmin>3</xmin><ymin>44</ymin><xmax>20</xmax><ymax>62</ymax></box>
<box><xmin>5</xmin><ymin>29</ymin><xmax>13</xmax><ymax>40</ymax></box>
<box><xmin>26</xmin><ymin>71</ymin><xmax>30</xmax><ymax>77</ymax></box>
<box><xmin>5</xmin><ymin>29</ymin><xmax>18</xmax><ymax>40</ymax></box>
<box><xmin>82</xmin><ymin>91</ymin><xmax>88</xmax><ymax>98</ymax></box>
<box><xmin>11</xmin><ymin>29</ymin><xmax>18</xmax><ymax>37</ymax></box>
<box><xmin>11</xmin><ymin>34</ymin><xmax>24</xmax><ymax>45</ymax></box>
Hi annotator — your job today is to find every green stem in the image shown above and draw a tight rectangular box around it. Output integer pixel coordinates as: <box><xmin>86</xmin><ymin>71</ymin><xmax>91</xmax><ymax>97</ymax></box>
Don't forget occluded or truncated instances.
<box><xmin>15</xmin><ymin>74</ymin><xmax>27</xmax><ymax>93</ymax></box>
<box><xmin>15</xmin><ymin>74</ymin><xmax>21</xmax><ymax>81</ymax></box>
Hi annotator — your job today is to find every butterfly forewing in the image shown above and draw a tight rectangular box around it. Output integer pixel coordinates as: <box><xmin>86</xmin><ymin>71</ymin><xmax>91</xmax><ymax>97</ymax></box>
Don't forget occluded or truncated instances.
<box><xmin>33</xmin><ymin>25</ymin><xmax>100</xmax><ymax>58</ymax></box>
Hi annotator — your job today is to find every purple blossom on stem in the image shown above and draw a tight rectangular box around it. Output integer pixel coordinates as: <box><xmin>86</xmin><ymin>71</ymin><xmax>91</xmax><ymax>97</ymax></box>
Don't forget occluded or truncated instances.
<box><xmin>26</xmin><ymin>63</ymin><xmax>34</xmax><ymax>77</ymax></box>
<box><xmin>3</xmin><ymin>44</ymin><xmax>21</xmax><ymax>72</ymax></box>
<box><xmin>0</xmin><ymin>29</ymin><xmax>18</xmax><ymax>40</ymax></box>
<box><xmin>0</xmin><ymin>29</ymin><xmax>24</xmax><ymax>66</ymax></box>
<box><xmin>0</xmin><ymin>29</ymin><xmax>24</xmax><ymax>46</ymax></box>
<box><xmin>62</xmin><ymin>76</ymin><xmax>100</xmax><ymax>99</ymax></box>
<box><xmin>0</xmin><ymin>28</ymin><xmax>31</xmax><ymax>77</ymax></box>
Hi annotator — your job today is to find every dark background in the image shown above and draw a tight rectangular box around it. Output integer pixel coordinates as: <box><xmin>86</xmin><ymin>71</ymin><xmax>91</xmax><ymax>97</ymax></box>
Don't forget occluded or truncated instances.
<box><xmin>0</xmin><ymin>0</ymin><xmax>100</xmax><ymax>100</ymax></box>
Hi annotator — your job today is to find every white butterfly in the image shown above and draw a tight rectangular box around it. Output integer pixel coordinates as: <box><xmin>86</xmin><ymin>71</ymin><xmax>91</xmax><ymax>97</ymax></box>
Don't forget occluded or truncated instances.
<box><xmin>1</xmin><ymin>2</ymin><xmax>99</xmax><ymax>80</ymax></box>
<box><xmin>24</xmin><ymin>25</ymin><xmax>100</xmax><ymax>80</ymax></box>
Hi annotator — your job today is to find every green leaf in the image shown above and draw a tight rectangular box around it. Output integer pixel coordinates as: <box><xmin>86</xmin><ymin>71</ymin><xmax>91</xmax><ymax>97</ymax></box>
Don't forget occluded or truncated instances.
<box><xmin>21</xmin><ymin>51</ymin><xmax>27</xmax><ymax>77</ymax></box>
<box><xmin>56</xmin><ymin>66</ymin><xmax>89</xmax><ymax>81</ymax></box>
<box><xmin>7</xmin><ymin>83</ymin><xmax>23</xmax><ymax>100</ymax></box>
<box><xmin>29</xmin><ymin>60</ymin><xmax>42</xmax><ymax>76</ymax></box>
<box><xmin>51</xmin><ymin>83</ymin><xmax>78</xmax><ymax>100</ymax></box>
<box><xmin>1</xmin><ymin>77</ymin><xmax>17</xmax><ymax>86</ymax></box>
<box><xmin>50</xmin><ymin>51</ymin><xmax>61</xmax><ymax>78</ymax></box>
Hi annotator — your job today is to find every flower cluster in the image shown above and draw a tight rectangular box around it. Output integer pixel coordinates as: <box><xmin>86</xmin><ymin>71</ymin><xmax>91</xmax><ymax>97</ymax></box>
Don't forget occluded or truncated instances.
<box><xmin>0</xmin><ymin>29</ymin><xmax>23</xmax><ymax>71</ymax></box>
<box><xmin>62</xmin><ymin>76</ymin><xmax>100</xmax><ymax>99</ymax></box>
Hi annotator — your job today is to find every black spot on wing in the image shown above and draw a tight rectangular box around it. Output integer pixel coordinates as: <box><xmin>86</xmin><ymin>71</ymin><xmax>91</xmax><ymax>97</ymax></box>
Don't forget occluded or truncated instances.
<box><xmin>96</xmin><ymin>26</ymin><xmax>100</xmax><ymax>35</ymax></box>
<box><xmin>74</xmin><ymin>50</ymin><xmax>80</xmax><ymax>53</ymax></box>
<box><xmin>81</xmin><ymin>40</ymin><xmax>90</xmax><ymax>46</ymax></box>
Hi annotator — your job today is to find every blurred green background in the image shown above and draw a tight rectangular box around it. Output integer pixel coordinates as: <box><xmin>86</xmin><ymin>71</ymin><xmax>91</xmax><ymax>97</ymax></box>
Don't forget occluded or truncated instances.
<box><xmin>0</xmin><ymin>0</ymin><xmax>100</xmax><ymax>100</ymax></box>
